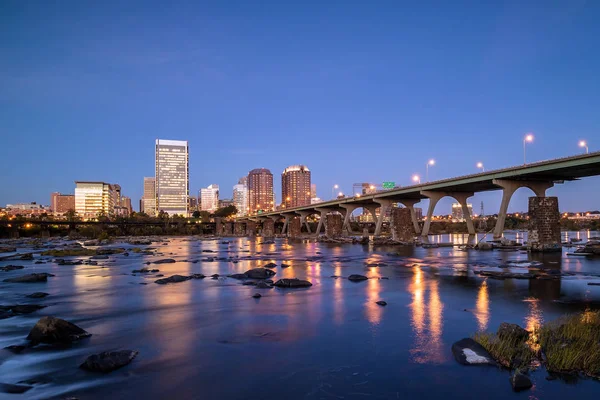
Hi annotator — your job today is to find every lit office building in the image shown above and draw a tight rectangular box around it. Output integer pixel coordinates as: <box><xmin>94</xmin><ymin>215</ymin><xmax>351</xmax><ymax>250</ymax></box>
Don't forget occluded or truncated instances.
<box><xmin>142</xmin><ymin>177</ymin><xmax>156</xmax><ymax>216</ymax></box>
<box><xmin>248</xmin><ymin>168</ymin><xmax>274</xmax><ymax>214</ymax></box>
<box><xmin>200</xmin><ymin>184</ymin><xmax>219</xmax><ymax>212</ymax></box>
<box><xmin>50</xmin><ymin>192</ymin><xmax>75</xmax><ymax>215</ymax></box>
<box><xmin>155</xmin><ymin>139</ymin><xmax>189</xmax><ymax>216</ymax></box>
<box><xmin>282</xmin><ymin>165</ymin><xmax>311</xmax><ymax>208</ymax></box>
<box><xmin>233</xmin><ymin>176</ymin><xmax>248</xmax><ymax>216</ymax></box>
<box><xmin>451</xmin><ymin>202</ymin><xmax>473</xmax><ymax>222</ymax></box>
<box><xmin>74</xmin><ymin>181</ymin><xmax>115</xmax><ymax>219</ymax></box>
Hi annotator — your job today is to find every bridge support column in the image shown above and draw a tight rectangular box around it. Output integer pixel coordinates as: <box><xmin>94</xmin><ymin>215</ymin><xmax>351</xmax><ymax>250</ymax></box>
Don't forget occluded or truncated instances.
<box><xmin>246</xmin><ymin>220</ymin><xmax>257</xmax><ymax>237</ymax></box>
<box><xmin>325</xmin><ymin>214</ymin><xmax>343</xmax><ymax>238</ymax></box>
<box><xmin>399</xmin><ymin>199</ymin><xmax>422</xmax><ymax>235</ymax></box>
<box><xmin>297</xmin><ymin>211</ymin><xmax>312</xmax><ymax>234</ymax></box>
<box><xmin>288</xmin><ymin>217</ymin><xmax>301</xmax><ymax>238</ymax></box>
<box><xmin>421</xmin><ymin>191</ymin><xmax>475</xmax><ymax>236</ymax></box>
<box><xmin>262</xmin><ymin>218</ymin><xmax>275</xmax><ymax>237</ymax></box>
<box><xmin>527</xmin><ymin>197</ymin><xmax>561</xmax><ymax>252</ymax></box>
<box><xmin>493</xmin><ymin>179</ymin><xmax>554</xmax><ymax>239</ymax></box>
<box><xmin>223</xmin><ymin>222</ymin><xmax>233</xmax><ymax>236</ymax></box>
<box><xmin>340</xmin><ymin>205</ymin><xmax>359</xmax><ymax>234</ymax></box>
<box><xmin>281</xmin><ymin>215</ymin><xmax>291</xmax><ymax>234</ymax></box>
<box><xmin>374</xmin><ymin>199</ymin><xmax>394</xmax><ymax>236</ymax></box>
<box><xmin>215</xmin><ymin>218</ymin><xmax>223</xmax><ymax>236</ymax></box>
<box><xmin>234</xmin><ymin>222</ymin><xmax>245</xmax><ymax>236</ymax></box>
<box><xmin>314</xmin><ymin>208</ymin><xmax>333</xmax><ymax>236</ymax></box>
<box><xmin>390</xmin><ymin>207</ymin><xmax>416</xmax><ymax>242</ymax></box>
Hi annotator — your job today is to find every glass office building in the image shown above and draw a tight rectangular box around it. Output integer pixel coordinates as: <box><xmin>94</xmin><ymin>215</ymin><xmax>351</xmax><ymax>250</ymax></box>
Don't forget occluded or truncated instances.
<box><xmin>155</xmin><ymin>139</ymin><xmax>189</xmax><ymax>216</ymax></box>
<box><xmin>74</xmin><ymin>181</ymin><xmax>115</xmax><ymax>219</ymax></box>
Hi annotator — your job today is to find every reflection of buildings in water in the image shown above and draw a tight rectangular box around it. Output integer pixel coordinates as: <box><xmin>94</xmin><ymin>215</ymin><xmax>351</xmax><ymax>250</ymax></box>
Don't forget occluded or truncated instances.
<box><xmin>333</xmin><ymin>266</ymin><xmax>344</xmax><ymax>325</ymax></box>
<box><xmin>408</xmin><ymin>267</ymin><xmax>446</xmax><ymax>364</ymax></box>
<box><xmin>475</xmin><ymin>280</ymin><xmax>490</xmax><ymax>331</ymax></box>
<box><xmin>364</xmin><ymin>277</ymin><xmax>383</xmax><ymax>325</ymax></box>
<box><xmin>524</xmin><ymin>298</ymin><xmax>543</xmax><ymax>352</ymax></box>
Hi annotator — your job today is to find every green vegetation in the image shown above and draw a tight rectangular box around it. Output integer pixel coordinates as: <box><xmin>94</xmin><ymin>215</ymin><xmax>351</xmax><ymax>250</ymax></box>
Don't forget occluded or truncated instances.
<box><xmin>41</xmin><ymin>248</ymin><xmax>97</xmax><ymax>257</ymax></box>
<box><xmin>474</xmin><ymin>311</ymin><xmax>600</xmax><ymax>378</ymax></box>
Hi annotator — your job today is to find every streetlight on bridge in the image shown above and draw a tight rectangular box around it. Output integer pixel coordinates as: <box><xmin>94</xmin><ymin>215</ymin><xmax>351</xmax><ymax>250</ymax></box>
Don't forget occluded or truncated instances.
<box><xmin>332</xmin><ymin>184</ymin><xmax>339</xmax><ymax>200</ymax></box>
<box><xmin>579</xmin><ymin>140</ymin><xmax>589</xmax><ymax>154</ymax></box>
<box><xmin>477</xmin><ymin>162</ymin><xmax>485</xmax><ymax>172</ymax></box>
<box><xmin>523</xmin><ymin>133</ymin><xmax>534</xmax><ymax>164</ymax></box>
<box><xmin>412</xmin><ymin>175</ymin><xmax>421</xmax><ymax>184</ymax></box>
<box><xmin>426</xmin><ymin>159</ymin><xmax>435</xmax><ymax>182</ymax></box>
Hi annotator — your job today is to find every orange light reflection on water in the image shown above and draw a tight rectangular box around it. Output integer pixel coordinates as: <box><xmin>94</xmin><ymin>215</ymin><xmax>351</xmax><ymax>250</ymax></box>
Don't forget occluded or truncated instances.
<box><xmin>475</xmin><ymin>280</ymin><xmax>490</xmax><ymax>331</ymax></box>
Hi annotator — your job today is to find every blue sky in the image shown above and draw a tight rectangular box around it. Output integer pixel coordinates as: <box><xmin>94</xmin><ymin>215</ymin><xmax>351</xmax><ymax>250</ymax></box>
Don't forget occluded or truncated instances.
<box><xmin>1</xmin><ymin>0</ymin><xmax>599</xmax><ymax>214</ymax></box>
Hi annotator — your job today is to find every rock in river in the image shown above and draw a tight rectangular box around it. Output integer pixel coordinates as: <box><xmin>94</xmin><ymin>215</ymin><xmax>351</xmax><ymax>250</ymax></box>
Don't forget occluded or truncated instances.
<box><xmin>255</xmin><ymin>281</ymin><xmax>273</xmax><ymax>289</ymax></box>
<box><xmin>273</xmin><ymin>278</ymin><xmax>312</xmax><ymax>288</ymax></box>
<box><xmin>376</xmin><ymin>300</ymin><xmax>387</xmax><ymax>306</ymax></box>
<box><xmin>451</xmin><ymin>338</ymin><xmax>496</xmax><ymax>366</ymax></box>
<box><xmin>26</xmin><ymin>292</ymin><xmax>49</xmax><ymax>299</ymax></box>
<box><xmin>27</xmin><ymin>316</ymin><xmax>91</xmax><ymax>345</ymax></box>
<box><xmin>263</xmin><ymin>262</ymin><xmax>277</xmax><ymax>269</ymax></box>
<box><xmin>0</xmin><ymin>304</ymin><xmax>47</xmax><ymax>319</ymax></box>
<box><xmin>497</xmin><ymin>322</ymin><xmax>529</xmax><ymax>342</ymax></box>
<box><xmin>0</xmin><ymin>265</ymin><xmax>24</xmax><ymax>272</ymax></box>
<box><xmin>348</xmin><ymin>274</ymin><xmax>368</xmax><ymax>282</ymax></box>
<box><xmin>3</xmin><ymin>273</ymin><xmax>54</xmax><ymax>283</ymax></box>
<box><xmin>153</xmin><ymin>258</ymin><xmax>176</xmax><ymax>264</ymax></box>
<box><xmin>80</xmin><ymin>350</ymin><xmax>138</xmax><ymax>373</ymax></box>
<box><xmin>510</xmin><ymin>370</ymin><xmax>532</xmax><ymax>391</ymax></box>
<box><xmin>0</xmin><ymin>383</ymin><xmax>33</xmax><ymax>394</ymax></box>
<box><xmin>244</xmin><ymin>268</ymin><xmax>276</xmax><ymax>280</ymax></box>
<box><xmin>252</xmin><ymin>293</ymin><xmax>262</xmax><ymax>299</ymax></box>
<box><xmin>155</xmin><ymin>275</ymin><xmax>191</xmax><ymax>284</ymax></box>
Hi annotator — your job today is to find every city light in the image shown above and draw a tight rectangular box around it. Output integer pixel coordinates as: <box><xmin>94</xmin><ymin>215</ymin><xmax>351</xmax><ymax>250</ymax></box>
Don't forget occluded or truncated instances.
<box><xmin>369</xmin><ymin>185</ymin><xmax>375</xmax><ymax>190</ymax></box>
<box><xmin>523</xmin><ymin>133</ymin><xmax>534</xmax><ymax>164</ymax></box>
<box><xmin>477</xmin><ymin>162</ymin><xmax>485</xmax><ymax>172</ymax></box>
<box><xmin>332</xmin><ymin>184</ymin><xmax>339</xmax><ymax>200</ymax></box>
<box><xmin>426</xmin><ymin>159</ymin><xmax>435</xmax><ymax>182</ymax></box>
<box><xmin>579</xmin><ymin>140</ymin><xmax>589</xmax><ymax>154</ymax></box>
<box><xmin>338</xmin><ymin>192</ymin><xmax>343</xmax><ymax>197</ymax></box>
<box><xmin>412</xmin><ymin>175</ymin><xmax>421</xmax><ymax>184</ymax></box>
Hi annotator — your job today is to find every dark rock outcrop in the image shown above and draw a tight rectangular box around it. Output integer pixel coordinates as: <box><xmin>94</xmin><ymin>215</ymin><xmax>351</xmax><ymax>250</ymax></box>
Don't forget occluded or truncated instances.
<box><xmin>0</xmin><ymin>383</ymin><xmax>32</xmax><ymax>394</ymax></box>
<box><xmin>244</xmin><ymin>268</ymin><xmax>276</xmax><ymax>280</ymax></box>
<box><xmin>348</xmin><ymin>274</ymin><xmax>368</xmax><ymax>282</ymax></box>
<box><xmin>273</xmin><ymin>278</ymin><xmax>312</xmax><ymax>288</ymax></box>
<box><xmin>451</xmin><ymin>338</ymin><xmax>496</xmax><ymax>366</ymax></box>
<box><xmin>190</xmin><ymin>273</ymin><xmax>205</xmax><ymax>279</ymax></box>
<box><xmin>376</xmin><ymin>301</ymin><xmax>387</xmax><ymax>306</ymax></box>
<box><xmin>26</xmin><ymin>316</ymin><xmax>91</xmax><ymax>345</ymax></box>
<box><xmin>0</xmin><ymin>265</ymin><xmax>24</xmax><ymax>272</ymax></box>
<box><xmin>497</xmin><ymin>322</ymin><xmax>529</xmax><ymax>342</ymax></box>
<box><xmin>255</xmin><ymin>281</ymin><xmax>273</xmax><ymax>289</ymax></box>
<box><xmin>263</xmin><ymin>262</ymin><xmax>277</xmax><ymax>269</ymax></box>
<box><xmin>19</xmin><ymin>254</ymin><xmax>34</xmax><ymax>260</ymax></box>
<box><xmin>510</xmin><ymin>370</ymin><xmax>533</xmax><ymax>391</ymax></box>
<box><xmin>80</xmin><ymin>350</ymin><xmax>138</xmax><ymax>373</ymax></box>
<box><xmin>26</xmin><ymin>292</ymin><xmax>49</xmax><ymax>299</ymax></box>
<box><xmin>153</xmin><ymin>258</ymin><xmax>176</xmax><ymax>264</ymax></box>
<box><xmin>252</xmin><ymin>293</ymin><xmax>262</xmax><ymax>299</ymax></box>
<box><xmin>0</xmin><ymin>304</ymin><xmax>46</xmax><ymax>320</ymax></box>
<box><xmin>281</xmin><ymin>263</ymin><xmax>290</xmax><ymax>268</ymax></box>
<box><xmin>229</xmin><ymin>273</ymin><xmax>247</xmax><ymax>280</ymax></box>
<box><xmin>155</xmin><ymin>275</ymin><xmax>190</xmax><ymax>284</ymax></box>
<box><xmin>3</xmin><ymin>273</ymin><xmax>54</xmax><ymax>283</ymax></box>
<box><xmin>0</xmin><ymin>246</ymin><xmax>17</xmax><ymax>253</ymax></box>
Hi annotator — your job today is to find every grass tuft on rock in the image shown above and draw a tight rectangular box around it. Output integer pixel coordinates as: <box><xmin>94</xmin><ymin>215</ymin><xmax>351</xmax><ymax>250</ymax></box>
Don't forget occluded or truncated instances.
<box><xmin>538</xmin><ymin>310</ymin><xmax>600</xmax><ymax>378</ymax></box>
<box><xmin>473</xmin><ymin>331</ymin><xmax>536</xmax><ymax>370</ymax></box>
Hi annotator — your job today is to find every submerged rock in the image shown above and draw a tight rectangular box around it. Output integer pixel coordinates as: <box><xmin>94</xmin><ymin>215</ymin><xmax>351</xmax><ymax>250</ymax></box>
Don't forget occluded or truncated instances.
<box><xmin>348</xmin><ymin>274</ymin><xmax>368</xmax><ymax>282</ymax></box>
<box><xmin>19</xmin><ymin>253</ymin><xmax>34</xmax><ymax>260</ymax></box>
<box><xmin>255</xmin><ymin>281</ymin><xmax>273</xmax><ymax>289</ymax></box>
<box><xmin>80</xmin><ymin>350</ymin><xmax>138</xmax><ymax>373</ymax></box>
<box><xmin>252</xmin><ymin>293</ymin><xmax>262</xmax><ymax>299</ymax></box>
<box><xmin>451</xmin><ymin>338</ymin><xmax>496</xmax><ymax>366</ymax></box>
<box><xmin>155</xmin><ymin>275</ymin><xmax>190</xmax><ymax>284</ymax></box>
<box><xmin>27</xmin><ymin>316</ymin><xmax>91</xmax><ymax>345</ymax></box>
<box><xmin>153</xmin><ymin>258</ymin><xmax>176</xmax><ymax>264</ymax></box>
<box><xmin>0</xmin><ymin>246</ymin><xmax>17</xmax><ymax>253</ymax></box>
<box><xmin>273</xmin><ymin>278</ymin><xmax>312</xmax><ymax>288</ymax></box>
<box><xmin>376</xmin><ymin>301</ymin><xmax>387</xmax><ymax>306</ymax></box>
<box><xmin>190</xmin><ymin>273</ymin><xmax>205</xmax><ymax>279</ymax></box>
<box><xmin>26</xmin><ymin>292</ymin><xmax>49</xmax><ymax>299</ymax></box>
<box><xmin>244</xmin><ymin>268</ymin><xmax>276</xmax><ymax>279</ymax></box>
<box><xmin>510</xmin><ymin>370</ymin><xmax>532</xmax><ymax>391</ymax></box>
<box><xmin>0</xmin><ymin>265</ymin><xmax>24</xmax><ymax>272</ymax></box>
<box><xmin>229</xmin><ymin>273</ymin><xmax>247</xmax><ymax>280</ymax></box>
<box><xmin>0</xmin><ymin>383</ymin><xmax>32</xmax><ymax>394</ymax></box>
<box><xmin>3</xmin><ymin>273</ymin><xmax>54</xmax><ymax>283</ymax></box>
<box><xmin>263</xmin><ymin>262</ymin><xmax>277</xmax><ymax>269</ymax></box>
<box><xmin>0</xmin><ymin>304</ymin><xmax>46</xmax><ymax>319</ymax></box>
<box><xmin>281</xmin><ymin>263</ymin><xmax>290</xmax><ymax>268</ymax></box>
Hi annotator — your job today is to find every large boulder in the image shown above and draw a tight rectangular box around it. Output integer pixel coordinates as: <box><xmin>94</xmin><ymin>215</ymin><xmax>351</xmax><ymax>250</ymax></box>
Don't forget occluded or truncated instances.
<box><xmin>497</xmin><ymin>323</ymin><xmax>529</xmax><ymax>342</ymax></box>
<box><xmin>26</xmin><ymin>316</ymin><xmax>91</xmax><ymax>345</ymax></box>
<box><xmin>155</xmin><ymin>275</ymin><xmax>190</xmax><ymax>284</ymax></box>
<box><xmin>3</xmin><ymin>273</ymin><xmax>54</xmax><ymax>283</ymax></box>
<box><xmin>153</xmin><ymin>258</ymin><xmax>176</xmax><ymax>264</ymax></box>
<box><xmin>228</xmin><ymin>273</ymin><xmax>247</xmax><ymax>280</ymax></box>
<box><xmin>451</xmin><ymin>338</ymin><xmax>496</xmax><ymax>366</ymax></box>
<box><xmin>348</xmin><ymin>274</ymin><xmax>368</xmax><ymax>282</ymax></box>
<box><xmin>255</xmin><ymin>281</ymin><xmax>273</xmax><ymax>289</ymax></box>
<box><xmin>273</xmin><ymin>278</ymin><xmax>312</xmax><ymax>288</ymax></box>
<box><xmin>510</xmin><ymin>370</ymin><xmax>532</xmax><ymax>391</ymax></box>
<box><xmin>244</xmin><ymin>268</ymin><xmax>276</xmax><ymax>280</ymax></box>
<box><xmin>80</xmin><ymin>350</ymin><xmax>138</xmax><ymax>373</ymax></box>
<box><xmin>263</xmin><ymin>262</ymin><xmax>277</xmax><ymax>269</ymax></box>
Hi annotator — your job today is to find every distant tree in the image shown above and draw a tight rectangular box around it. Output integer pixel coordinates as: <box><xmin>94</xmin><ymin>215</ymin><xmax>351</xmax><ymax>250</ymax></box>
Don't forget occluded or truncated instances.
<box><xmin>157</xmin><ymin>210</ymin><xmax>169</xmax><ymax>220</ymax></box>
<box><xmin>65</xmin><ymin>209</ymin><xmax>77</xmax><ymax>221</ymax></box>
<box><xmin>192</xmin><ymin>210</ymin><xmax>201</xmax><ymax>219</ymax></box>
<box><xmin>199</xmin><ymin>211</ymin><xmax>211</xmax><ymax>222</ymax></box>
<box><xmin>213</xmin><ymin>205</ymin><xmax>238</xmax><ymax>218</ymax></box>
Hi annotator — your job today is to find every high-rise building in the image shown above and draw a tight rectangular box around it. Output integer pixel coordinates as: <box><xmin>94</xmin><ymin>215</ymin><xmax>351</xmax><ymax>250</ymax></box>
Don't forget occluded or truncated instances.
<box><xmin>75</xmin><ymin>181</ymin><xmax>116</xmax><ymax>219</ymax></box>
<box><xmin>451</xmin><ymin>202</ymin><xmax>473</xmax><ymax>222</ymax></box>
<box><xmin>142</xmin><ymin>177</ymin><xmax>156</xmax><ymax>216</ymax></box>
<box><xmin>248</xmin><ymin>168</ymin><xmax>274</xmax><ymax>214</ymax></box>
<box><xmin>155</xmin><ymin>139</ymin><xmax>189</xmax><ymax>216</ymax></box>
<box><xmin>188</xmin><ymin>196</ymin><xmax>198</xmax><ymax>212</ymax></box>
<box><xmin>282</xmin><ymin>165</ymin><xmax>311</xmax><ymax>208</ymax></box>
<box><xmin>311</xmin><ymin>184</ymin><xmax>317</xmax><ymax>198</ymax></box>
<box><xmin>233</xmin><ymin>176</ymin><xmax>248</xmax><ymax>216</ymax></box>
<box><xmin>200</xmin><ymin>184</ymin><xmax>219</xmax><ymax>212</ymax></box>
<box><xmin>121</xmin><ymin>196</ymin><xmax>132</xmax><ymax>214</ymax></box>
<box><xmin>219</xmin><ymin>198</ymin><xmax>234</xmax><ymax>208</ymax></box>
<box><xmin>50</xmin><ymin>192</ymin><xmax>75</xmax><ymax>215</ymax></box>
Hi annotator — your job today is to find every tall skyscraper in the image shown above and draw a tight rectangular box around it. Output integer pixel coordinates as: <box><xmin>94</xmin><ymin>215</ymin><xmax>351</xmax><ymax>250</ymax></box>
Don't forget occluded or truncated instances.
<box><xmin>155</xmin><ymin>139</ymin><xmax>189</xmax><ymax>216</ymax></box>
<box><xmin>233</xmin><ymin>176</ymin><xmax>248</xmax><ymax>216</ymax></box>
<box><xmin>200</xmin><ymin>184</ymin><xmax>219</xmax><ymax>212</ymax></box>
<box><xmin>142</xmin><ymin>177</ymin><xmax>156</xmax><ymax>216</ymax></box>
<box><xmin>248</xmin><ymin>168</ymin><xmax>274</xmax><ymax>214</ymax></box>
<box><xmin>74</xmin><ymin>181</ymin><xmax>116</xmax><ymax>219</ymax></box>
<box><xmin>311</xmin><ymin>184</ymin><xmax>317</xmax><ymax>198</ymax></box>
<box><xmin>282</xmin><ymin>165</ymin><xmax>311</xmax><ymax>208</ymax></box>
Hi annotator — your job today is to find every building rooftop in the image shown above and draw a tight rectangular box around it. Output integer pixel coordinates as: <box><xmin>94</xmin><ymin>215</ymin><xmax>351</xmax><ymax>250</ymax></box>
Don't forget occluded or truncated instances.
<box><xmin>283</xmin><ymin>165</ymin><xmax>310</xmax><ymax>174</ymax></box>
<box><xmin>249</xmin><ymin>168</ymin><xmax>272</xmax><ymax>175</ymax></box>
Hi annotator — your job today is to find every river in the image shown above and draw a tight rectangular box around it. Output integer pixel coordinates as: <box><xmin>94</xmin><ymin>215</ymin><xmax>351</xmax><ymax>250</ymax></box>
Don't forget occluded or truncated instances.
<box><xmin>1</xmin><ymin>233</ymin><xmax>600</xmax><ymax>399</ymax></box>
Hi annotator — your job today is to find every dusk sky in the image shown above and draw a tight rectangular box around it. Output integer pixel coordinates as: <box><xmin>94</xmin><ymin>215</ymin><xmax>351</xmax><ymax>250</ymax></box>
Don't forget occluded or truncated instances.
<box><xmin>1</xmin><ymin>0</ymin><xmax>599</xmax><ymax>214</ymax></box>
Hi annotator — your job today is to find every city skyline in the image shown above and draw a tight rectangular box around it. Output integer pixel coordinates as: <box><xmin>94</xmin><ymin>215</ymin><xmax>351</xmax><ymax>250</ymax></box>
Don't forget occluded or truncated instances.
<box><xmin>1</xmin><ymin>2</ymin><xmax>600</xmax><ymax>214</ymax></box>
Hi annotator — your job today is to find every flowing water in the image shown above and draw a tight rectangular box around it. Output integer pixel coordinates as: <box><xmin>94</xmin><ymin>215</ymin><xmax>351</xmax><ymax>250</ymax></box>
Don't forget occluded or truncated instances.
<box><xmin>1</xmin><ymin>233</ymin><xmax>600</xmax><ymax>399</ymax></box>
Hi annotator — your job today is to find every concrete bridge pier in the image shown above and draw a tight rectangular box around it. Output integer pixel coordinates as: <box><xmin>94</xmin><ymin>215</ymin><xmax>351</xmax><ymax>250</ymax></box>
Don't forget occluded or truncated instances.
<box><xmin>262</xmin><ymin>218</ymin><xmax>275</xmax><ymax>237</ymax></box>
<box><xmin>325</xmin><ymin>213</ymin><xmax>343</xmax><ymax>238</ymax></box>
<box><xmin>314</xmin><ymin>208</ymin><xmax>330</xmax><ymax>236</ymax></box>
<box><xmin>234</xmin><ymin>221</ymin><xmax>245</xmax><ymax>236</ymax></box>
<box><xmin>280</xmin><ymin>214</ymin><xmax>293</xmax><ymax>234</ymax></box>
<box><xmin>399</xmin><ymin>199</ymin><xmax>422</xmax><ymax>235</ymax></box>
<box><xmin>493</xmin><ymin>179</ymin><xmax>554</xmax><ymax>239</ymax></box>
<box><xmin>421</xmin><ymin>190</ymin><xmax>475</xmax><ymax>236</ymax></box>
<box><xmin>246</xmin><ymin>220</ymin><xmax>257</xmax><ymax>237</ymax></box>
<box><xmin>390</xmin><ymin>207</ymin><xmax>416</xmax><ymax>242</ymax></box>
<box><xmin>527</xmin><ymin>196</ymin><xmax>561</xmax><ymax>252</ymax></box>
<box><xmin>297</xmin><ymin>211</ymin><xmax>313</xmax><ymax>234</ymax></box>
<box><xmin>374</xmin><ymin>199</ymin><xmax>395</xmax><ymax>236</ymax></box>
<box><xmin>340</xmin><ymin>204</ymin><xmax>359</xmax><ymax>234</ymax></box>
<box><xmin>288</xmin><ymin>216</ymin><xmax>301</xmax><ymax>238</ymax></box>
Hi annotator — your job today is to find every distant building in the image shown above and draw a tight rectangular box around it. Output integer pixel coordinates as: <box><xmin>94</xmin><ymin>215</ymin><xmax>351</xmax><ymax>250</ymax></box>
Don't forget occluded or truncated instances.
<box><xmin>188</xmin><ymin>196</ymin><xmax>198</xmax><ymax>212</ymax></box>
<box><xmin>282</xmin><ymin>165</ymin><xmax>311</xmax><ymax>208</ymax></box>
<box><xmin>142</xmin><ymin>177</ymin><xmax>156</xmax><ymax>216</ymax></box>
<box><xmin>200</xmin><ymin>184</ymin><xmax>219</xmax><ymax>212</ymax></box>
<box><xmin>233</xmin><ymin>177</ymin><xmax>248</xmax><ymax>216</ymax></box>
<box><xmin>50</xmin><ymin>192</ymin><xmax>75</xmax><ymax>215</ymax></box>
<box><xmin>248</xmin><ymin>168</ymin><xmax>274</xmax><ymax>214</ymax></box>
<box><xmin>121</xmin><ymin>196</ymin><xmax>132</xmax><ymax>215</ymax></box>
<box><xmin>414</xmin><ymin>207</ymin><xmax>423</xmax><ymax>221</ymax></box>
<box><xmin>155</xmin><ymin>139</ymin><xmax>189</xmax><ymax>216</ymax></box>
<box><xmin>219</xmin><ymin>198</ymin><xmax>234</xmax><ymax>208</ymax></box>
<box><xmin>451</xmin><ymin>203</ymin><xmax>473</xmax><ymax>222</ymax></box>
<box><xmin>311</xmin><ymin>184</ymin><xmax>317</xmax><ymax>198</ymax></box>
<box><xmin>5</xmin><ymin>202</ymin><xmax>49</xmax><ymax>217</ymax></box>
<box><xmin>75</xmin><ymin>181</ymin><xmax>116</xmax><ymax>219</ymax></box>
<box><xmin>311</xmin><ymin>197</ymin><xmax>322</xmax><ymax>204</ymax></box>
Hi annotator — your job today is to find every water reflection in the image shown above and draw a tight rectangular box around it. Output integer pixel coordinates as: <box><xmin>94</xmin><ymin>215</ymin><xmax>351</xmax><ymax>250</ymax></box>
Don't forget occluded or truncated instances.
<box><xmin>475</xmin><ymin>280</ymin><xmax>490</xmax><ymax>331</ymax></box>
<box><xmin>364</xmin><ymin>277</ymin><xmax>382</xmax><ymax>325</ymax></box>
<box><xmin>408</xmin><ymin>266</ymin><xmax>445</xmax><ymax>364</ymax></box>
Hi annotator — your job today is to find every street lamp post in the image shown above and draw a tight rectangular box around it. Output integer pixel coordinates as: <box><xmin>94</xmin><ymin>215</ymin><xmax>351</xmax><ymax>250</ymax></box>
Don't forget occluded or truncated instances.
<box><xmin>477</xmin><ymin>162</ymin><xmax>485</xmax><ymax>172</ymax></box>
<box><xmin>426</xmin><ymin>159</ymin><xmax>435</xmax><ymax>182</ymax></box>
<box><xmin>579</xmin><ymin>140</ymin><xmax>589</xmax><ymax>154</ymax></box>
<box><xmin>523</xmin><ymin>133</ymin><xmax>534</xmax><ymax>164</ymax></box>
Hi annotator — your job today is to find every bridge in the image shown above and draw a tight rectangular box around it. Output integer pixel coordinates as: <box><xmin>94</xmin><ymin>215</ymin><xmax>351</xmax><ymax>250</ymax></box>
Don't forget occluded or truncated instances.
<box><xmin>236</xmin><ymin>151</ymin><xmax>600</xmax><ymax>244</ymax></box>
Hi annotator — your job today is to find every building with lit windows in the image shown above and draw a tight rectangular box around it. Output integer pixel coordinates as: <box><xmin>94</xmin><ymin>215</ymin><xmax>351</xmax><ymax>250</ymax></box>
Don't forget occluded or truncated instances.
<box><xmin>233</xmin><ymin>176</ymin><xmax>248</xmax><ymax>216</ymax></box>
<box><xmin>281</xmin><ymin>165</ymin><xmax>311</xmax><ymax>208</ymax></box>
<box><xmin>142</xmin><ymin>177</ymin><xmax>156</xmax><ymax>216</ymax></box>
<box><xmin>74</xmin><ymin>181</ymin><xmax>116</xmax><ymax>219</ymax></box>
<box><xmin>50</xmin><ymin>192</ymin><xmax>75</xmax><ymax>215</ymax></box>
<box><xmin>155</xmin><ymin>139</ymin><xmax>189</xmax><ymax>216</ymax></box>
<box><xmin>451</xmin><ymin>202</ymin><xmax>473</xmax><ymax>222</ymax></box>
<box><xmin>248</xmin><ymin>168</ymin><xmax>274</xmax><ymax>214</ymax></box>
<box><xmin>200</xmin><ymin>184</ymin><xmax>219</xmax><ymax>212</ymax></box>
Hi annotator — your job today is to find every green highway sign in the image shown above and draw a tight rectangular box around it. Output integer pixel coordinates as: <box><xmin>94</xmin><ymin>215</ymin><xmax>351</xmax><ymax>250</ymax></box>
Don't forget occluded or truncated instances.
<box><xmin>382</xmin><ymin>182</ymin><xmax>395</xmax><ymax>189</ymax></box>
